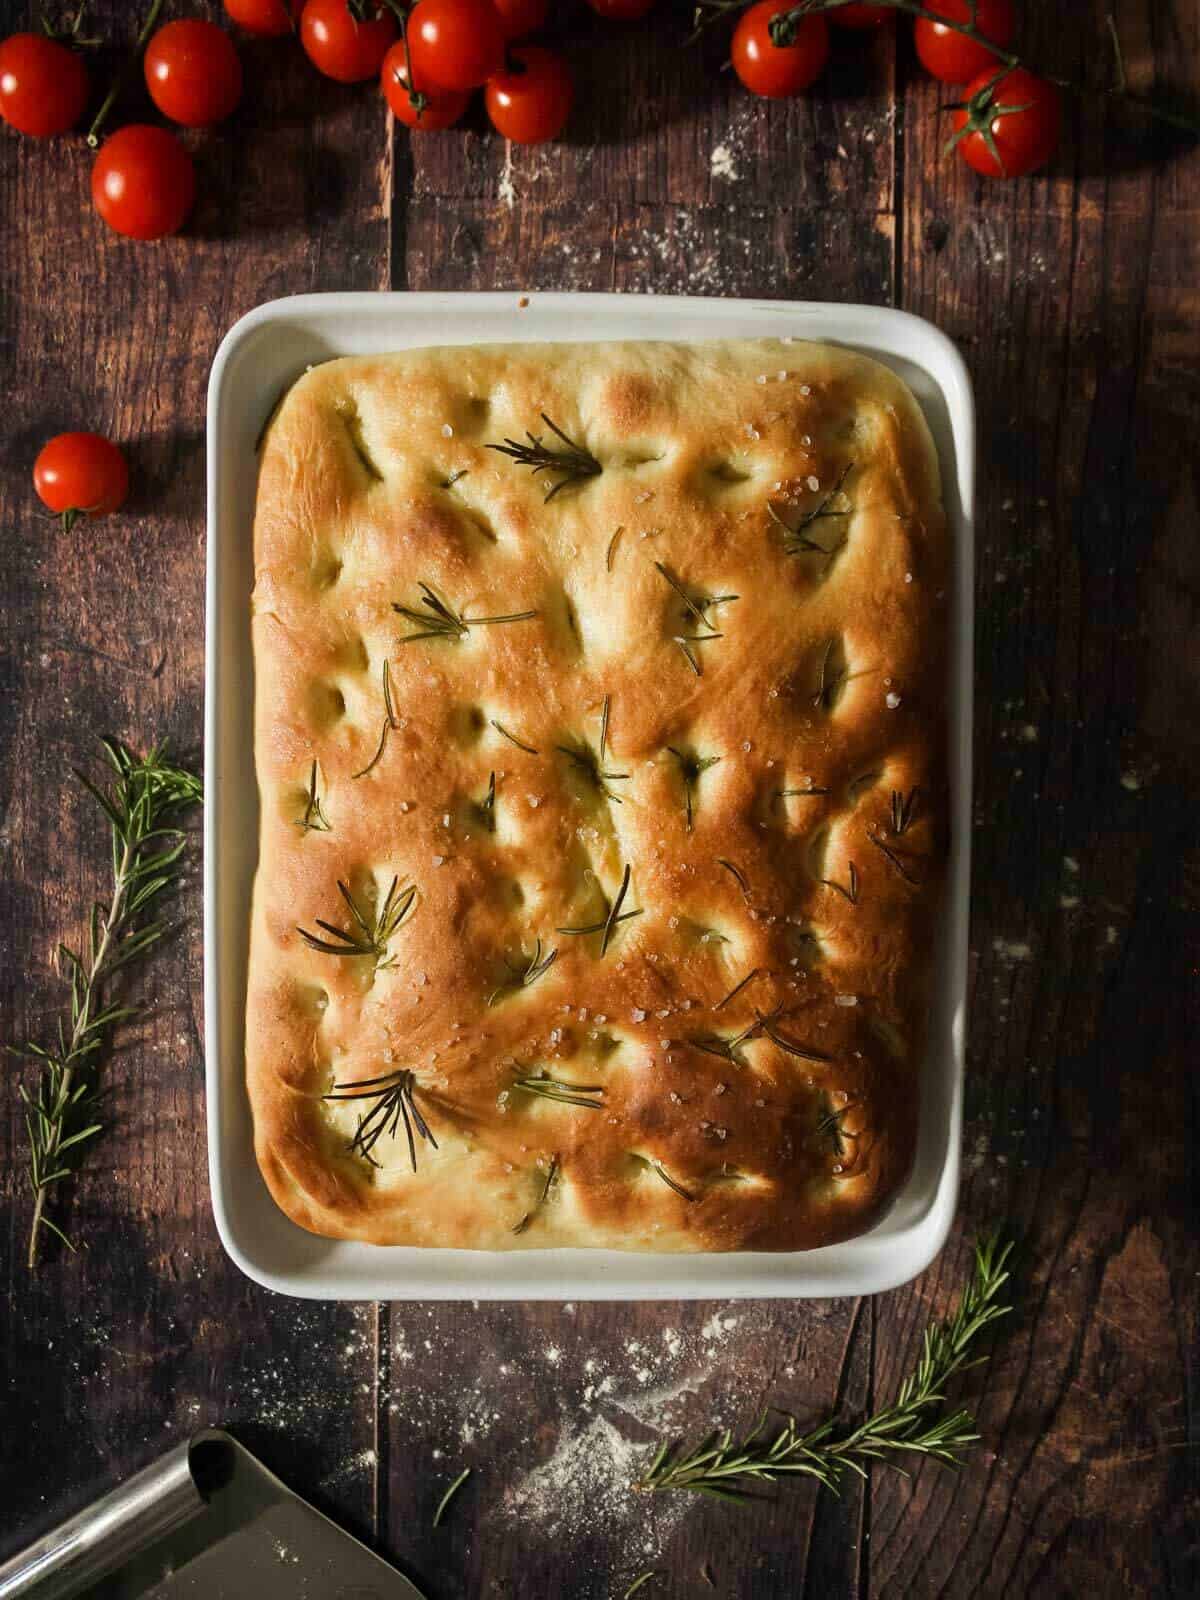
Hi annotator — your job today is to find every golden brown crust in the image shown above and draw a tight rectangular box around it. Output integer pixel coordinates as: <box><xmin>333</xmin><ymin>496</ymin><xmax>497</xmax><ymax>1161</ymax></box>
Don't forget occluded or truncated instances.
<box><xmin>247</xmin><ymin>338</ymin><xmax>948</xmax><ymax>1251</ymax></box>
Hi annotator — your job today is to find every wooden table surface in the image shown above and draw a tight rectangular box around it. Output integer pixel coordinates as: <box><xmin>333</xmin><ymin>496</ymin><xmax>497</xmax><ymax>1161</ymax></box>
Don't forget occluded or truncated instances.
<box><xmin>2</xmin><ymin>4</ymin><xmax>1197</xmax><ymax>1596</ymax></box>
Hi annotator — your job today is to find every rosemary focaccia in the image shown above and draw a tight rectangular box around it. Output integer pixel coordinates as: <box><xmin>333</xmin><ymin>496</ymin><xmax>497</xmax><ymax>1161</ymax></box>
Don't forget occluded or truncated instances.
<box><xmin>248</xmin><ymin>338</ymin><xmax>949</xmax><ymax>1252</ymax></box>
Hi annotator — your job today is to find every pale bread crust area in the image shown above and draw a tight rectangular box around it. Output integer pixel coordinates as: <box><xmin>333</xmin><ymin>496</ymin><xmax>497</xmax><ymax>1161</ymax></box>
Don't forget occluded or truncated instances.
<box><xmin>248</xmin><ymin>339</ymin><xmax>948</xmax><ymax>1251</ymax></box>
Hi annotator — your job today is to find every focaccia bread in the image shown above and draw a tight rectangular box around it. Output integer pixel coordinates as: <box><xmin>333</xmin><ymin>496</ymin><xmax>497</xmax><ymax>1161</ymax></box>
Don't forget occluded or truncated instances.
<box><xmin>248</xmin><ymin>338</ymin><xmax>948</xmax><ymax>1252</ymax></box>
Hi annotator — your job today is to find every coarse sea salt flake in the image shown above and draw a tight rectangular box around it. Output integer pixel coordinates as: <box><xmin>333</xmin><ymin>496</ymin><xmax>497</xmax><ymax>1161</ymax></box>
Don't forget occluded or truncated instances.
<box><xmin>886</xmin><ymin>692</ymin><xmax>902</xmax><ymax>709</ymax></box>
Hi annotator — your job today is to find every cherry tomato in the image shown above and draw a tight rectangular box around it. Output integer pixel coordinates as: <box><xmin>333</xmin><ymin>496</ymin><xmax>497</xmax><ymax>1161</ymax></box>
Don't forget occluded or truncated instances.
<box><xmin>224</xmin><ymin>0</ymin><xmax>301</xmax><ymax>35</ymax></box>
<box><xmin>408</xmin><ymin>0</ymin><xmax>505</xmax><ymax>91</ymax></box>
<box><xmin>585</xmin><ymin>0</ymin><xmax>656</xmax><ymax>17</ymax></box>
<box><xmin>732</xmin><ymin>4</ymin><xmax>829</xmax><ymax>99</ymax></box>
<box><xmin>145</xmin><ymin>20</ymin><xmax>243</xmax><ymax>128</ymax></box>
<box><xmin>829</xmin><ymin>3</ymin><xmax>891</xmax><ymax>27</ymax></box>
<box><xmin>34</xmin><ymin>433</ymin><xmax>130</xmax><ymax>532</ymax></box>
<box><xmin>381</xmin><ymin>40</ymin><xmax>469</xmax><ymax>129</ymax></box>
<box><xmin>914</xmin><ymin>0</ymin><xmax>1014</xmax><ymax>84</ymax></box>
<box><xmin>492</xmin><ymin>0</ymin><xmax>548</xmax><ymax>37</ymax></box>
<box><xmin>0</xmin><ymin>33</ymin><xmax>89</xmax><ymax>137</ymax></box>
<box><xmin>300</xmin><ymin>0</ymin><xmax>396</xmax><ymax>84</ymax></box>
<box><xmin>950</xmin><ymin>66</ymin><xmax>1061</xmax><ymax>178</ymax></box>
<box><xmin>91</xmin><ymin>124</ymin><xmax>196</xmax><ymax>240</ymax></box>
<box><xmin>485</xmin><ymin>45</ymin><xmax>571</xmax><ymax>143</ymax></box>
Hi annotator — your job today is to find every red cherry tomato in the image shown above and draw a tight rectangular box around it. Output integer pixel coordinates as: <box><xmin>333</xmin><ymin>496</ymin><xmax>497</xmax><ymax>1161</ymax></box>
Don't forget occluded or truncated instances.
<box><xmin>914</xmin><ymin>0</ymin><xmax>1014</xmax><ymax>84</ymax></box>
<box><xmin>0</xmin><ymin>33</ymin><xmax>89</xmax><ymax>137</ymax></box>
<box><xmin>144</xmin><ymin>20</ymin><xmax>243</xmax><ymax>128</ymax></box>
<box><xmin>91</xmin><ymin>124</ymin><xmax>196</xmax><ymax>240</ymax></box>
<box><xmin>732</xmin><ymin>3</ymin><xmax>829</xmax><ymax>99</ymax></box>
<box><xmin>585</xmin><ymin>0</ymin><xmax>656</xmax><ymax>17</ymax></box>
<box><xmin>492</xmin><ymin>0</ymin><xmax>548</xmax><ymax>38</ymax></box>
<box><xmin>484</xmin><ymin>45</ymin><xmax>571</xmax><ymax>144</ymax></box>
<box><xmin>829</xmin><ymin>3</ymin><xmax>891</xmax><ymax>27</ymax></box>
<box><xmin>381</xmin><ymin>40</ymin><xmax>469</xmax><ymax>129</ymax></box>
<box><xmin>407</xmin><ymin>0</ymin><xmax>505</xmax><ymax>91</ymax></box>
<box><xmin>300</xmin><ymin>0</ymin><xmax>396</xmax><ymax>84</ymax></box>
<box><xmin>34</xmin><ymin>433</ymin><xmax>130</xmax><ymax>532</ymax></box>
<box><xmin>951</xmin><ymin>66</ymin><xmax>1061</xmax><ymax>178</ymax></box>
<box><xmin>224</xmin><ymin>0</ymin><xmax>301</xmax><ymax>35</ymax></box>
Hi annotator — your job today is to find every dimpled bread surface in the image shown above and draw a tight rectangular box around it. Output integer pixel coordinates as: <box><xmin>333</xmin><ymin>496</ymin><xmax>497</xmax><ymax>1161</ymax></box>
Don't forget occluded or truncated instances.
<box><xmin>247</xmin><ymin>338</ymin><xmax>949</xmax><ymax>1251</ymax></box>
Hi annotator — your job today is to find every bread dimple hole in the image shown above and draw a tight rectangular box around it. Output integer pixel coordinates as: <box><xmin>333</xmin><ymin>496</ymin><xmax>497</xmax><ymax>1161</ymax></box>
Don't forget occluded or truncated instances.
<box><xmin>810</xmin><ymin>634</ymin><xmax>853</xmax><ymax>714</ymax></box>
<box><xmin>311</xmin><ymin>681</ymin><xmax>347</xmax><ymax>723</ymax></box>
<box><xmin>847</xmin><ymin>769</ymin><xmax>882</xmax><ymax>807</ymax></box>
<box><xmin>465</xmin><ymin>396</ymin><xmax>491</xmax><ymax>427</ymax></box>
<box><xmin>618</xmin><ymin>443</ymin><xmax>668</xmax><ymax>470</ymax></box>
<box><xmin>706</xmin><ymin>457</ymin><xmax>755</xmax><ymax>486</ymax></box>
<box><xmin>313</xmin><ymin>554</ymin><xmax>343</xmax><ymax>589</ymax></box>
<box><xmin>334</xmin><ymin>399</ymin><xmax>383</xmax><ymax>483</ymax></box>
<box><xmin>868</xmin><ymin>1016</ymin><xmax>906</xmax><ymax>1060</ymax></box>
<box><xmin>786</xmin><ymin>922</ymin><xmax>824</xmax><ymax>967</ymax></box>
<box><xmin>447</xmin><ymin>704</ymin><xmax>487</xmax><ymax>746</ymax></box>
<box><xmin>806</xmin><ymin>823</ymin><xmax>832</xmax><ymax>884</ymax></box>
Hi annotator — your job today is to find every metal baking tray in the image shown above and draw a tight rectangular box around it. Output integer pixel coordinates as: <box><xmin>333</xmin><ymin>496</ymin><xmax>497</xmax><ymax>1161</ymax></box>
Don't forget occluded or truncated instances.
<box><xmin>0</xmin><ymin>1428</ymin><xmax>422</xmax><ymax>1599</ymax></box>
<box><xmin>205</xmin><ymin>291</ymin><xmax>974</xmax><ymax>1301</ymax></box>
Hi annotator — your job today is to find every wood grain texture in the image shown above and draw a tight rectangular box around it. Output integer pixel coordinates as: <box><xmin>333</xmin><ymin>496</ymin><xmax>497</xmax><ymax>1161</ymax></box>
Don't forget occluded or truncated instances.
<box><xmin>1</xmin><ymin>2</ymin><xmax>1197</xmax><ymax>1597</ymax></box>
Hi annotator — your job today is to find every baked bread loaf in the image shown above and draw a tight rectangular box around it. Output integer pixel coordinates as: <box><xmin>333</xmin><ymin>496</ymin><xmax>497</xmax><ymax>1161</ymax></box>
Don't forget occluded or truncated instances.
<box><xmin>248</xmin><ymin>338</ymin><xmax>948</xmax><ymax>1252</ymax></box>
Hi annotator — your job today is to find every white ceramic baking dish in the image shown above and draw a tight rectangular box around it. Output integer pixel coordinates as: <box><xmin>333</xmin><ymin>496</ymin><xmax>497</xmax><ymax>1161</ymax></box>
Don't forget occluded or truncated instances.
<box><xmin>205</xmin><ymin>292</ymin><xmax>974</xmax><ymax>1301</ymax></box>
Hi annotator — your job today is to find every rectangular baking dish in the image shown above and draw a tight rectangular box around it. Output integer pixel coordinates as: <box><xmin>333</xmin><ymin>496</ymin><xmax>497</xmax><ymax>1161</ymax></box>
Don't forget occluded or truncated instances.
<box><xmin>205</xmin><ymin>292</ymin><xmax>974</xmax><ymax>1301</ymax></box>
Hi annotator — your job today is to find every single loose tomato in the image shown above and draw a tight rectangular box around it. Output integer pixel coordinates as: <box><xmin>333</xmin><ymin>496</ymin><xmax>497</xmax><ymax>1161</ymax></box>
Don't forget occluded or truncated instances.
<box><xmin>224</xmin><ymin>0</ymin><xmax>301</xmax><ymax>35</ymax></box>
<box><xmin>0</xmin><ymin>33</ymin><xmax>89</xmax><ymax>137</ymax></box>
<box><xmin>381</xmin><ymin>40</ymin><xmax>469</xmax><ymax>128</ymax></box>
<box><xmin>145</xmin><ymin>20</ymin><xmax>243</xmax><ymax>127</ymax></box>
<box><xmin>950</xmin><ymin>66</ymin><xmax>1061</xmax><ymax>177</ymax></box>
<box><xmin>300</xmin><ymin>0</ymin><xmax>396</xmax><ymax>83</ymax></box>
<box><xmin>492</xmin><ymin>0</ymin><xmax>548</xmax><ymax>37</ymax></box>
<box><xmin>34</xmin><ymin>433</ymin><xmax>130</xmax><ymax>532</ymax></box>
<box><xmin>732</xmin><ymin>4</ymin><xmax>829</xmax><ymax>99</ymax></box>
<box><xmin>408</xmin><ymin>0</ymin><xmax>505</xmax><ymax>91</ymax></box>
<box><xmin>914</xmin><ymin>0</ymin><xmax>1014</xmax><ymax>84</ymax></box>
<box><xmin>91</xmin><ymin>124</ymin><xmax>196</xmax><ymax>240</ymax></box>
<box><xmin>829</xmin><ymin>3</ymin><xmax>891</xmax><ymax>27</ymax></box>
<box><xmin>485</xmin><ymin>45</ymin><xmax>571</xmax><ymax>143</ymax></box>
<box><xmin>585</xmin><ymin>0</ymin><xmax>657</xmax><ymax>17</ymax></box>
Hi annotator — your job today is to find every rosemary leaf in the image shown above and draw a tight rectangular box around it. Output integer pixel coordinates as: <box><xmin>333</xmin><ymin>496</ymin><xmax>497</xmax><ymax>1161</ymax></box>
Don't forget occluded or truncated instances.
<box><xmin>10</xmin><ymin>739</ymin><xmax>202</xmax><ymax>1269</ymax></box>
<box><xmin>324</xmin><ymin>1068</ymin><xmax>437</xmax><ymax>1172</ymax></box>
<box><xmin>635</xmin><ymin>1232</ymin><xmax>1014</xmax><ymax>1500</ymax></box>
<box><xmin>487</xmin><ymin>413</ymin><xmax>602</xmax><ymax>501</ymax></box>
<box><xmin>512</xmin><ymin>1153</ymin><xmax>560</xmax><ymax>1235</ymax></box>
<box><xmin>433</xmin><ymin>1467</ymin><xmax>471</xmax><ymax>1528</ymax></box>
<box><xmin>491</xmin><ymin>719</ymin><xmax>539</xmax><ymax>755</ymax></box>
<box><xmin>298</xmin><ymin>877</ymin><xmax>417</xmax><ymax>969</ymax></box>
<box><xmin>297</xmin><ymin>759</ymin><xmax>332</xmax><ymax>831</ymax></box>
<box><xmin>513</xmin><ymin>1075</ymin><xmax>605</xmax><ymax>1111</ymax></box>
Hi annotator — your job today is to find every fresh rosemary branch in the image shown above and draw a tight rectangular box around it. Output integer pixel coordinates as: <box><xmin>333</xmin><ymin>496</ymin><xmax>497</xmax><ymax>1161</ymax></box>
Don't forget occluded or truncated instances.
<box><xmin>394</xmin><ymin>581</ymin><xmax>538</xmax><ymax>643</ymax></box>
<box><xmin>297</xmin><ymin>876</ymin><xmax>416</xmax><ymax>970</ymax></box>
<box><xmin>296</xmin><ymin>760</ymin><xmax>332</xmax><ymax>832</ymax></box>
<box><xmin>487</xmin><ymin>413</ymin><xmax>602</xmax><ymax>501</ymax></box>
<box><xmin>11</xmin><ymin>738</ymin><xmax>202</xmax><ymax>1269</ymax></box>
<box><xmin>488</xmin><ymin>938</ymin><xmax>558</xmax><ymax>1006</ymax></box>
<box><xmin>352</xmin><ymin>660</ymin><xmax>399</xmax><ymax>779</ymax></box>
<box><xmin>433</xmin><ymin>1467</ymin><xmax>471</xmax><ymax>1528</ymax></box>
<box><xmin>557</xmin><ymin>864</ymin><xmax>642</xmax><ymax>956</ymax></box>
<box><xmin>667</xmin><ymin>746</ymin><xmax>721</xmax><ymax>832</ymax></box>
<box><xmin>512</xmin><ymin>1153</ymin><xmax>560</xmax><ymax>1234</ymax></box>
<box><xmin>513</xmin><ymin>1074</ymin><xmax>605</xmax><ymax>1110</ymax></box>
<box><xmin>689</xmin><ymin>2</ymin><xmax>1200</xmax><ymax>137</ymax></box>
<box><xmin>324</xmin><ymin>1068</ymin><xmax>438</xmax><ymax>1172</ymax></box>
<box><xmin>636</xmin><ymin>1232</ymin><xmax>1014</xmax><ymax>1500</ymax></box>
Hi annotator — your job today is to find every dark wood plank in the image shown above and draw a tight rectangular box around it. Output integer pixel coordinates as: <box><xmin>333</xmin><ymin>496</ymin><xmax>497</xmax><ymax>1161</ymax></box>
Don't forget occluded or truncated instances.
<box><xmin>0</xmin><ymin>0</ymin><xmax>387</xmax><ymax>1556</ymax></box>
<box><xmin>871</xmin><ymin>4</ymin><xmax>1200</xmax><ymax>1596</ymax></box>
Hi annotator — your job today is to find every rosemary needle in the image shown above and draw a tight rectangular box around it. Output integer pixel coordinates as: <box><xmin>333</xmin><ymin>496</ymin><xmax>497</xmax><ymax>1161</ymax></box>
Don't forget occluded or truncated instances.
<box><xmin>487</xmin><ymin>413</ymin><xmax>602</xmax><ymax>501</ymax></box>
<box><xmin>433</xmin><ymin>1467</ymin><xmax>471</xmax><ymax>1528</ymax></box>
<box><xmin>623</xmin><ymin>1573</ymin><xmax>662</xmax><ymax>1598</ymax></box>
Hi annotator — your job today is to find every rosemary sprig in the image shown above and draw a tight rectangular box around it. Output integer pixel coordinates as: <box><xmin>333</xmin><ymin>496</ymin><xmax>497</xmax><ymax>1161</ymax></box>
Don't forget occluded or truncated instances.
<box><xmin>491</xmin><ymin>718</ymin><xmax>539</xmax><ymax>755</ymax></box>
<box><xmin>822</xmin><ymin>861</ymin><xmax>860</xmax><ymax>905</ymax></box>
<box><xmin>475</xmin><ymin>770</ymin><xmax>497</xmax><ymax>833</ymax></box>
<box><xmin>488</xmin><ymin>938</ymin><xmax>558</xmax><ymax>1006</ymax></box>
<box><xmin>647</xmin><ymin>1159</ymin><xmax>695</xmax><ymax>1203</ymax></box>
<box><xmin>433</xmin><ymin>1467</ymin><xmax>471</xmax><ymax>1528</ymax></box>
<box><xmin>636</xmin><ymin>1231</ymin><xmax>1014</xmax><ymax>1500</ymax></box>
<box><xmin>816</xmin><ymin>1096</ymin><xmax>855</xmax><ymax>1158</ymax></box>
<box><xmin>324</xmin><ymin>1068</ymin><xmax>437</xmax><ymax>1172</ymax></box>
<box><xmin>297</xmin><ymin>876</ymin><xmax>416</xmax><ymax>970</ymax></box>
<box><xmin>714</xmin><ymin>968</ymin><xmax>763</xmax><ymax>1012</ymax></box>
<box><xmin>487</xmin><ymin>413</ymin><xmax>602</xmax><ymax>501</ymax></box>
<box><xmin>352</xmin><ymin>659</ymin><xmax>399</xmax><ymax>779</ymax></box>
<box><xmin>599</xmin><ymin>694</ymin><xmax>612</xmax><ymax>763</ymax></box>
<box><xmin>717</xmin><ymin>857</ymin><xmax>750</xmax><ymax>898</ymax></box>
<box><xmin>296</xmin><ymin>760</ymin><xmax>332</xmax><ymax>832</ymax></box>
<box><xmin>867</xmin><ymin>828</ymin><xmax>920</xmax><ymax>886</ymax></box>
<box><xmin>557</xmin><ymin>864</ymin><xmax>642</xmax><ymax>956</ymax></box>
<box><xmin>667</xmin><ymin>746</ymin><xmax>721</xmax><ymax>832</ymax></box>
<box><xmin>768</xmin><ymin>463</ymin><xmax>853</xmax><ymax>558</ymax></box>
<box><xmin>686</xmin><ymin>1016</ymin><xmax>761</xmax><ymax>1068</ymax></box>
<box><xmin>606</xmin><ymin>526</ymin><xmax>625</xmax><ymax>571</ymax></box>
<box><xmin>10</xmin><ymin>739</ymin><xmax>202</xmax><ymax>1269</ymax></box>
<box><xmin>891</xmin><ymin>787</ymin><xmax>919</xmax><ymax>836</ymax></box>
<box><xmin>394</xmin><ymin>581</ymin><xmax>538</xmax><ymax>643</ymax></box>
<box><xmin>556</xmin><ymin>737</ymin><xmax>630</xmax><ymax>804</ymax></box>
<box><xmin>512</xmin><ymin>1154</ymin><xmax>560</xmax><ymax>1234</ymax></box>
<box><xmin>513</xmin><ymin>1074</ymin><xmax>605</xmax><ymax>1110</ymax></box>
<box><xmin>655</xmin><ymin>562</ymin><xmax>738</xmax><ymax>677</ymax></box>
<box><xmin>757</xmin><ymin>1010</ymin><xmax>832</xmax><ymax>1064</ymax></box>
<box><xmin>688</xmin><ymin>3</ymin><xmax>1200</xmax><ymax>137</ymax></box>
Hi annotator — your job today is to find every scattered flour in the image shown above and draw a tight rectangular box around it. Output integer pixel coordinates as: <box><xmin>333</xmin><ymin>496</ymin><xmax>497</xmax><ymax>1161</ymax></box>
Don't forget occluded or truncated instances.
<box><xmin>710</xmin><ymin>142</ymin><xmax>739</xmax><ymax>182</ymax></box>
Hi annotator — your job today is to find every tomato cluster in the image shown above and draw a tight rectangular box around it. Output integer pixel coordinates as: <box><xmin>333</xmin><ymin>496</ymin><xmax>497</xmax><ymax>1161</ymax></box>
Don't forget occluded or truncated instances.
<box><xmin>730</xmin><ymin>0</ymin><xmax>1060</xmax><ymax>178</ymax></box>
